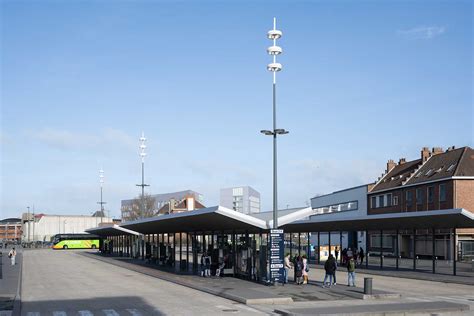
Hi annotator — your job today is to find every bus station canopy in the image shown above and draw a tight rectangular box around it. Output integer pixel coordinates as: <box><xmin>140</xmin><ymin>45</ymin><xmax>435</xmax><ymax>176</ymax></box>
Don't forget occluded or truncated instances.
<box><xmin>120</xmin><ymin>206</ymin><xmax>268</xmax><ymax>234</ymax></box>
<box><xmin>86</xmin><ymin>224</ymin><xmax>142</xmax><ymax>237</ymax></box>
<box><xmin>281</xmin><ymin>208</ymin><xmax>474</xmax><ymax>232</ymax></box>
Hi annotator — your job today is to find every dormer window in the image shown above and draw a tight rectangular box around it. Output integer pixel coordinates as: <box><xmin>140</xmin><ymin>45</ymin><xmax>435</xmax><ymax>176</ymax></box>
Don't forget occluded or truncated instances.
<box><xmin>425</xmin><ymin>169</ymin><xmax>433</xmax><ymax>176</ymax></box>
<box><xmin>447</xmin><ymin>164</ymin><xmax>456</xmax><ymax>172</ymax></box>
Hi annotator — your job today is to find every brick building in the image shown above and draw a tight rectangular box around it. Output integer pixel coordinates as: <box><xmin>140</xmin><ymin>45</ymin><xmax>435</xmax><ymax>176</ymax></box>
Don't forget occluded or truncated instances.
<box><xmin>367</xmin><ymin>146</ymin><xmax>474</xmax><ymax>261</ymax></box>
<box><xmin>0</xmin><ymin>218</ymin><xmax>22</xmax><ymax>242</ymax></box>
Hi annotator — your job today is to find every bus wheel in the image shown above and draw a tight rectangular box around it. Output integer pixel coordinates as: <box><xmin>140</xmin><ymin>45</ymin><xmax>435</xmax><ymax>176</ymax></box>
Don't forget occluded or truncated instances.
<box><xmin>63</xmin><ymin>245</ymin><xmax>68</xmax><ymax>250</ymax></box>
<box><xmin>91</xmin><ymin>245</ymin><xmax>96</xmax><ymax>249</ymax></box>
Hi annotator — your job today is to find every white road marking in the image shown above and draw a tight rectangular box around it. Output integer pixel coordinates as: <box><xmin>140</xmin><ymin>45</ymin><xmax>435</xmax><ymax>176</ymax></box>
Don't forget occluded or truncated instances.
<box><xmin>53</xmin><ymin>312</ymin><xmax>67</xmax><ymax>316</ymax></box>
<box><xmin>436</xmin><ymin>296</ymin><xmax>474</xmax><ymax>303</ymax></box>
<box><xmin>126</xmin><ymin>309</ymin><xmax>141</xmax><ymax>316</ymax></box>
<box><xmin>407</xmin><ymin>297</ymin><xmax>432</xmax><ymax>302</ymax></box>
<box><xmin>78</xmin><ymin>311</ymin><xmax>94</xmax><ymax>316</ymax></box>
<box><xmin>103</xmin><ymin>310</ymin><xmax>119</xmax><ymax>316</ymax></box>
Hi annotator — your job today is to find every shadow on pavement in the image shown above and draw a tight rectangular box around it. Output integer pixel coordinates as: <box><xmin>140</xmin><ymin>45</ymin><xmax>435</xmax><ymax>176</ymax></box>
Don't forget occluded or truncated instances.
<box><xmin>20</xmin><ymin>296</ymin><xmax>165</xmax><ymax>316</ymax></box>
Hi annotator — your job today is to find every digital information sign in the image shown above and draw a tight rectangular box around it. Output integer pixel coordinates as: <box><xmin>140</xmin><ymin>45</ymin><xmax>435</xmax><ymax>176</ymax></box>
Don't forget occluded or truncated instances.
<box><xmin>269</xmin><ymin>229</ymin><xmax>285</xmax><ymax>284</ymax></box>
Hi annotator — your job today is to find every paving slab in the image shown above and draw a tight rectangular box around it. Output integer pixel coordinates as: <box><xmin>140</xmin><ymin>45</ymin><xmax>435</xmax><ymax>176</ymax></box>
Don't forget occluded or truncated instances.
<box><xmin>83</xmin><ymin>252</ymin><xmax>361</xmax><ymax>305</ymax></box>
<box><xmin>274</xmin><ymin>301</ymin><xmax>470</xmax><ymax>315</ymax></box>
<box><xmin>309</xmin><ymin>264</ymin><xmax>474</xmax><ymax>286</ymax></box>
<box><xmin>0</xmin><ymin>249</ymin><xmax>22</xmax><ymax>313</ymax></box>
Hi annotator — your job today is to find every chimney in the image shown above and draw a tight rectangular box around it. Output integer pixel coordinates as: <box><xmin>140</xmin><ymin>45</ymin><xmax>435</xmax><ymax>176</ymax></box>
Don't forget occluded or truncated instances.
<box><xmin>421</xmin><ymin>147</ymin><xmax>430</xmax><ymax>162</ymax></box>
<box><xmin>447</xmin><ymin>146</ymin><xmax>456</xmax><ymax>152</ymax></box>
<box><xmin>386</xmin><ymin>159</ymin><xmax>396</xmax><ymax>173</ymax></box>
<box><xmin>432</xmin><ymin>147</ymin><xmax>443</xmax><ymax>155</ymax></box>
<box><xmin>399</xmin><ymin>158</ymin><xmax>406</xmax><ymax>165</ymax></box>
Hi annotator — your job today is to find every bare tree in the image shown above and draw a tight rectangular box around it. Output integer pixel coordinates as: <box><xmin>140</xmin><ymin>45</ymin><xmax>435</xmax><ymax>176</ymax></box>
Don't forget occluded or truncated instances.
<box><xmin>121</xmin><ymin>193</ymin><xmax>157</xmax><ymax>221</ymax></box>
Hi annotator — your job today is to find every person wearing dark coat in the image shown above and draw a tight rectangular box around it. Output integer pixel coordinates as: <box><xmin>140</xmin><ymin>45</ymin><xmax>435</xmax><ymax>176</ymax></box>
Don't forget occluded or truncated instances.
<box><xmin>323</xmin><ymin>254</ymin><xmax>337</xmax><ymax>287</ymax></box>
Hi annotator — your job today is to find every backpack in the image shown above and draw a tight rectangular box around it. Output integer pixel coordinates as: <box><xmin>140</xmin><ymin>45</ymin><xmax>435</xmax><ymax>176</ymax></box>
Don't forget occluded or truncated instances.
<box><xmin>348</xmin><ymin>259</ymin><xmax>355</xmax><ymax>272</ymax></box>
<box><xmin>296</xmin><ymin>261</ymin><xmax>303</xmax><ymax>271</ymax></box>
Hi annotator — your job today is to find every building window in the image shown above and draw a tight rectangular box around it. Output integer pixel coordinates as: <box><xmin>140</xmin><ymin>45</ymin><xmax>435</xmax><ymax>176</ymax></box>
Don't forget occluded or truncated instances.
<box><xmin>439</xmin><ymin>184</ymin><xmax>447</xmax><ymax>202</ymax></box>
<box><xmin>406</xmin><ymin>191</ymin><xmax>413</xmax><ymax>206</ymax></box>
<box><xmin>427</xmin><ymin>186</ymin><xmax>434</xmax><ymax>203</ymax></box>
<box><xmin>386</xmin><ymin>193</ymin><xmax>392</xmax><ymax>207</ymax></box>
<box><xmin>416</xmin><ymin>188</ymin><xmax>423</xmax><ymax>205</ymax></box>
<box><xmin>378</xmin><ymin>195</ymin><xmax>384</xmax><ymax>208</ymax></box>
<box><xmin>393</xmin><ymin>196</ymin><xmax>399</xmax><ymax>206</ymax></box>
<box><xmin>371</xmin><ymin>196</ymin><xmax>376</xmax><ymax>208</ymax></box>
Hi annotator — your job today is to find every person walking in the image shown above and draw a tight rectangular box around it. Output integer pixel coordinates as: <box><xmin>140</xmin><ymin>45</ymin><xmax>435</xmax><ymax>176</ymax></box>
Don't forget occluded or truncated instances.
<box><xmin>295</xmin><ymin>256</ymin><xmax>303</xmax><ymax>285</ymax></box>
<box><xmin>284</xmin><ymin>253</ymin><xmax>292</xmax><ymax>284</ymax></box>
<box><xmin>333</xmin><ymin>255</ymin><xmax>338</xmax><ymax>285</ymax></box>
<box><xmin>302</xmin><ymin>255</ymin><xmax>309</xmax><ymax>285</ymax></box>
<box><xmin>8</xmin><ymin>247</ymin><xmax>17</xmax><ymax>266</ymax></box>
<box><xmin>347</xmin><ymin>256</ymin><xmax>356</xmax><ymax>286</ymax></box>
<box><xmin>359</xmin><ymin>247</ymin><xmax>365</xmax><ymax>265</ymax></box>
<box><xmin>323</xmin><ymin>254</ymin><xmax>336</xmax><ymax>287</ymax></box>
<box><xmin>335</xmin><ymin>246</ymin><xmax>339</xmax><ymax>262</ymax></box>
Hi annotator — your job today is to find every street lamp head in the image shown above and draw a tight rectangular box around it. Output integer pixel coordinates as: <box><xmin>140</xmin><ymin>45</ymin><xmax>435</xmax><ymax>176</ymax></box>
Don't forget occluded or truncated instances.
<box><xmin>267</xmin><ymin>45</ymin><xmax>282</xmax><ymax>55</ymax></box>
<box><xmin>260</xmin><ymin>130</ymin><xmax>274</xmax><ymax>136</ymax></box>
<box><xmin>267</xmin><ymin>29</ymin><xmax>282</xmax><ymax>40</ymax></box>
<box><xmin>275</xmin><ymin>129</ymin><xmax>289</xmax><ymax>135</ymax></box>
<box><xmin>267</xmin><ymin>63</ymin><xmax>282</xmax><ymax>72</ymax></box>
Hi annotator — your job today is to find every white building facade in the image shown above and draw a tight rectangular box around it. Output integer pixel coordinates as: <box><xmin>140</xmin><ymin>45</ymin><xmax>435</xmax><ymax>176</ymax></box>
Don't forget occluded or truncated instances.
<box><xmin>309</xmin><ymin>184</ymin><xmax>370</xmax><ymax>252</ymax></box>
<box><xmin>220</xmin><ymin>186</ymin><xmax>261</xmax><ymax>214</ymax></box>
<box><xmin>22</xmin><ymin>214</ymin><xmax>111</xmax><ymax>242</ymax></box>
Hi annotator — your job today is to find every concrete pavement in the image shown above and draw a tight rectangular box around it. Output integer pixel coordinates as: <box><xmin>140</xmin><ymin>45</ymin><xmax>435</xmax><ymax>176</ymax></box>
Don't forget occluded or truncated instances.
<box><xmin>0</xmin><ymin>247</ymin><xmax>22</xmax><ymax>314</ymax></box>
<box><xmin>20</xmin><ymin>249</ymin><xmax>265</xmax><ymax>315</ymax></box>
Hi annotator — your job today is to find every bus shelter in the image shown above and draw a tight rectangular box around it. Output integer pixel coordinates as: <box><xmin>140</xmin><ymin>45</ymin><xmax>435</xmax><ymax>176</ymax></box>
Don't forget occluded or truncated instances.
<box><xmin>88</xmin><ymin>207</ymin><xmax>474</xmax><ymax>279</ymax></box>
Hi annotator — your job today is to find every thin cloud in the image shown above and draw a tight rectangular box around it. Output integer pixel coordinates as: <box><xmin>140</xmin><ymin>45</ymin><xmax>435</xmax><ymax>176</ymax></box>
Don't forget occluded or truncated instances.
<box><xmin>397</xmin><ymin>26</ymin><xmax>446</xmax><ymax>40</ymax></box>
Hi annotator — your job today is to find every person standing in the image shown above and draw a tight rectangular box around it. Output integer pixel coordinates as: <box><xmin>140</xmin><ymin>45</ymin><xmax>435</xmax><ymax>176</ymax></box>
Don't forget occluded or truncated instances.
<box><xmin>359</xmin><ymin>247</ymin><xmax>365</xmax><ymax>265</ymax></box>
<box><xmin>302</xmin><ymin>255</ymin><xmax>309</xmax><ymax>285</ymax></box>
<box><xmin>284</xmin><ymin>253</ymin><xmax>292</xmax><ymax>284</ymax></box>
<box><xmin>323</xmin><ymin>254</ymin><xmax>336</xmax><ymax>287</ymax></box>
<box><xmin>335</xmin><ymin>246</ymin><xmax>339</xmax><ymax>262</ymax></box>
<box><xmin>8</xmin><ymin>247</ymin><xmax>17</xmax><ymax>266</ymax></box>
<box><xmin>295</xmin><ymin>256</ymin><xmax>303</xmax><ymax>285</ymax></box>
<box><xmin>347</xmin><ymin>256</ymin><xmax>356</xmax><ymax>286</ymax></box>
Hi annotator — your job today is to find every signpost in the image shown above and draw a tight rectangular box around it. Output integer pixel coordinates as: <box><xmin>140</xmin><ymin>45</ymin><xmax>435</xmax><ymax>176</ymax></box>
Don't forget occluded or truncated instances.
<box><xmin>269</xmin><ymin>229</ymin><xmax>285</xmax><ymax>284</ymax></box>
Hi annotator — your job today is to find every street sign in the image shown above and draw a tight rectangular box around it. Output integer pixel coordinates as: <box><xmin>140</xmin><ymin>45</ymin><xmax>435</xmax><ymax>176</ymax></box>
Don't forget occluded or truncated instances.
<box><xmin>269</xmin><ymin>229</ymin><xmax>284</xmax><ymax>284</ymax></box>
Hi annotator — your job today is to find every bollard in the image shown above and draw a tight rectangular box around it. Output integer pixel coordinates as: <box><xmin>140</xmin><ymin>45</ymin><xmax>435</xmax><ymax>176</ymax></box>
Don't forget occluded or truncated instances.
<box><xmin>364</xmin><ymin>277</ymin><xmax>373</xmax><ymax>295</ymax></box>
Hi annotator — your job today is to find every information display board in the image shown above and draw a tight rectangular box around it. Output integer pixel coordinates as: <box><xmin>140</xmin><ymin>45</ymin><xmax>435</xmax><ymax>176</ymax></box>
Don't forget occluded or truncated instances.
<box><xmin>269</xmin><ymin>229</ymin><xmax>285</xmax><ymax>283</ymax></box>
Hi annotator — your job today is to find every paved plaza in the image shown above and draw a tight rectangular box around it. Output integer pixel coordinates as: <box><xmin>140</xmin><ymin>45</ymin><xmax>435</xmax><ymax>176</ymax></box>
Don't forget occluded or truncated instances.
<box><xmin>1</xmin><ymin>248</ymin><xmax>472</xmax><ymax>315</ymax></box>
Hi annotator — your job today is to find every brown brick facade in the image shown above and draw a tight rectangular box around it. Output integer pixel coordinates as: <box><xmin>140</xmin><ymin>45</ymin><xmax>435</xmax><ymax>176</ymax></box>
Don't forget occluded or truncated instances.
<box><xmin>455</xmin><ymin>179</ymin><xmax>474</xmax><ymax>213</ymax></box>
<box><xmin>368</xmin><ymin>180</ymin><xmax>455</xmax><ymax>215</ymax></box>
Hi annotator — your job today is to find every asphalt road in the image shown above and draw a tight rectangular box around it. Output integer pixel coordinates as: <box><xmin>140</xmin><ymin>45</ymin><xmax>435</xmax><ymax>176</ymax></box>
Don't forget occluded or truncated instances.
<box><xmin>20</xmin><ymin>249</ymin><xmax>265</xmax><ymax>316</ymax></box>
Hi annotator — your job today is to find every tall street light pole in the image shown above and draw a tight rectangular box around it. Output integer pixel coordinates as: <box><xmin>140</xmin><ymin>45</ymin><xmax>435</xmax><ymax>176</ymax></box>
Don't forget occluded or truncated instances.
<box><xmin>97</xmin><ymin>168</ymin><xmax>106</xmax><ymax>224</ymax></box>
<box><xmin>261</xmin><ymin>18</ymin><xmax>288</xmax><ymax>229</ymax></box>
<box><xmin>136</xmin><ymin>132</ymin><xmax>149</xmax><ymax>219</ymax></box>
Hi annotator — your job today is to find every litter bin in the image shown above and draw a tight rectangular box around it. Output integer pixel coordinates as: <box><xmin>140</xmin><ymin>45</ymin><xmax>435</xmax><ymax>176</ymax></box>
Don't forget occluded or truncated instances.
<box><xmin>364</xmin><ymin>277</ymin><xmax>373</xmax><ymax>295</ymax></box>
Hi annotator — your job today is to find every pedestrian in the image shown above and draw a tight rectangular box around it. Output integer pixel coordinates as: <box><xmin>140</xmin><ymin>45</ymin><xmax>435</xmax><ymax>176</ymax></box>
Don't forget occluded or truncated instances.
<box><xmin>323</xmin><ymin>254</ymin><xmax>336</xmax><ymax>287</ymax></box>
<box><xmin>295</xmin><ymin>256</ymin><xmax>303</xmax><ymax>285</ymax></box>
<box><xmin>342</xmin><ymin>248</ymin><xmax>348</xmax><ymax>265</ymax></box>
<box><xmin>302</xmin><ymin>255</ymin><xmax>309</xmax><ymax>285</ymax></box>
<box><xmin>204</xmin><ymin>252</ymin><xmax>211</xmax><ymax>277</ymax></box>
<box><xmin>335</xmin><ymin>246</ymin><xmax>339</xmax><ymax>261</ymax></box>
<box><xmin>359</xmin><ymin>247</ymin><xmax>365</xmax><ymax>265</ymax></box>
<box><xmin>347</xmin><ymin>256</ymin><xmax>356</xmax><ymax>286</ymax></box>
<box><xmin>353</xmin><ymin>248</ymin><xmax>359</xmax><ymax>265</ymax></box>
<box><xmin>8</xmin><ymin>247</ymin><xmax>17</xmax><ymax>266</ymax></box>
<box><xmin>284</xmin><ymin>253</ymin><xmax>292</xmax><ymax>284</ymax></box>
<box><xmin>333</xmin><ymin>255</ymin><xmax>338</xmax><ymax>285</ymax></box>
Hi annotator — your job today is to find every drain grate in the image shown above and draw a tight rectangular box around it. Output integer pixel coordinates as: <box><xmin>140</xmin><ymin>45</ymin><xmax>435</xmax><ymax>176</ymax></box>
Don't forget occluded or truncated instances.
<box><xmin>222</xmin><ymin>309</ymin><xmax>238</xmax><ymax>313</ymax></box>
